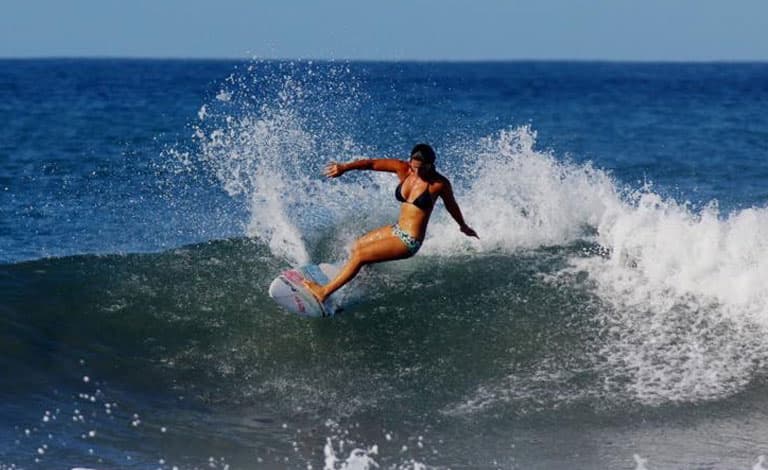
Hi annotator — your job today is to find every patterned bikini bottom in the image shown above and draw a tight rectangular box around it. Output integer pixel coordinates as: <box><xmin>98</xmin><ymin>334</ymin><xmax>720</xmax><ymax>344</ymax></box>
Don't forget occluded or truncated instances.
<box><xmin>391</xmin><ymin>223</ymin><xmax>422</xmax><ymax>255</ymax></box>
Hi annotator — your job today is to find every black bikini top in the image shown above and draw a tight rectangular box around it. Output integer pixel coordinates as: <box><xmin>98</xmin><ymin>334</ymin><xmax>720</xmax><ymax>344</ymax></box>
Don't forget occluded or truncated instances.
<box><xmin>395</xmin><ymin>181</ymin><xmax>434</xmax><ymax>211</ymax></box>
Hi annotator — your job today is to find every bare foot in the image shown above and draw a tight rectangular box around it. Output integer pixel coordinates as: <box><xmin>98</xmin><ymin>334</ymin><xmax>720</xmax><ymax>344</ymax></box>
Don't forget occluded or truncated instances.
<box><xmin>302</xmin><ymin>279</ymin><xmax>327</xmax><ymax>303</ymax></box>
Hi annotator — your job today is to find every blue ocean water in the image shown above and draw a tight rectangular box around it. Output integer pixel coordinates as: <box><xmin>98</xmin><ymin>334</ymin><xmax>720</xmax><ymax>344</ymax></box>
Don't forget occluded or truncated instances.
<box><xmin>1</xmin><ymin>59</ymin><xmax>768</xmax><ymax>469</ymax></box>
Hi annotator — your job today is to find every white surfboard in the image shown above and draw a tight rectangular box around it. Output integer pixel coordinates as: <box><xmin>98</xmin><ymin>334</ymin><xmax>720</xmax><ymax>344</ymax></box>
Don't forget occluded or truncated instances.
<box><xmin>268</xmin><ymin>263</ymin><xmax>343</xmax><ymax>318</ymax></box>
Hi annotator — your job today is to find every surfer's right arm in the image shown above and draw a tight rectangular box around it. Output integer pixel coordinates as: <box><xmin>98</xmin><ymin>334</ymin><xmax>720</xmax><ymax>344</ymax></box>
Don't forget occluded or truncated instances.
<box><xmin>324</xmin><ymin>159</ymin><xmax>407</xmax><ymax>178</ymax></box>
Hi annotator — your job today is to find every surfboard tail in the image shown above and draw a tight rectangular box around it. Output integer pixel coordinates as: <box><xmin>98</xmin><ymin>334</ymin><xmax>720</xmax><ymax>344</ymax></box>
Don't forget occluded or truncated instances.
<box><xmin>268</xmin><ymin>262</ymin><xmax>344</xmax><ymax>318</ymax></box>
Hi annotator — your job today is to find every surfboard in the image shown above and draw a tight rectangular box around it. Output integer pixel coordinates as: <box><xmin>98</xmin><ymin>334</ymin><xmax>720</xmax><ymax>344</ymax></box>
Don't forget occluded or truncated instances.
<box><xmin>268</xmin><ymin>263</ymin><xmax>343</xmax><ymax>317</ymax></box>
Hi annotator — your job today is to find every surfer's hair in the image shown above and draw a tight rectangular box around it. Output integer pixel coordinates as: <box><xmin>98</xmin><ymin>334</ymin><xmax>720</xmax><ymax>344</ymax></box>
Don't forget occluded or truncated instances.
<box><xmin>410</xmin><ymin>143</ymin><xmax>436</xmax><ymax>165</ymax></box>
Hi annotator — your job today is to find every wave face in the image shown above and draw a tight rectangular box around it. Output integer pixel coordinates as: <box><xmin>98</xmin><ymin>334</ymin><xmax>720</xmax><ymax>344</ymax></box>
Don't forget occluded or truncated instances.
<box><xmin>2</xmin><ymin>60</ymin><xmax>768</xmax><ymax>469</ymax></box>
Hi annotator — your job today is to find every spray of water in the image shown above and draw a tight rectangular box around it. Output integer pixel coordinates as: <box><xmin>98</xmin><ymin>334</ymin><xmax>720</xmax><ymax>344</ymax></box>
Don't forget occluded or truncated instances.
<box><xmin>432</xmin><ymin>128</ymin><xmax>768</xmax><ymax>406</ymax></box>
<box><xmin>177</xmin><ymin>61</ymin><xmax>385</xmax><ymax>265</ymax></box>
<box><xmin>425</xmin><ymin>126</ymin><xmax>616</xmax><ymax>254</ymax></box>
<box><xmin>575</xmin><ymin>190</ymin><xmax>768</xmax><ymax>404</ymax></box>
<box><xmin>174</xmin><ymin>61</ymin><xmax>768</xmax><ymax>406</ymax></box>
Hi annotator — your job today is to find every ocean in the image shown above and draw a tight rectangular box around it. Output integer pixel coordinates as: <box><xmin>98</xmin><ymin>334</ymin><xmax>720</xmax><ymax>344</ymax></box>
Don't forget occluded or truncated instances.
<box><xmin>1</xmin><ymin>59</ymin><xmax>767</xmax><ymax>469</ymax></box>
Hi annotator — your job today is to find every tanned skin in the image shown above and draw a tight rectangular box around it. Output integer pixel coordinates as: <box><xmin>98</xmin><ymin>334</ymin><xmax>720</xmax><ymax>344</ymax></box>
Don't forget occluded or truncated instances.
<box><xmin>303</xmin><ymin>155</ymin><xmax>478</xmax><ymax>303</ymax></box>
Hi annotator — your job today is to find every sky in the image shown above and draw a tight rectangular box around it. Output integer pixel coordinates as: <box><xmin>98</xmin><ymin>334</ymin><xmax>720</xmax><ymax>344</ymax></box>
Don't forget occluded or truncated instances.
<box><xmin>1</xmin><ymin>0</ymin><xmax>767</xmax><ymax>61</ymax></box>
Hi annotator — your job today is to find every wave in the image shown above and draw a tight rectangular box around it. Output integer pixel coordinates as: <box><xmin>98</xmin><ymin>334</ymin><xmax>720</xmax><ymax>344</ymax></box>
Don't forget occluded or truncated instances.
<box><xmin>3</xmin><ymin>241</ymin><xmax>766</xmax><ymax>422</ymax></box>
<box><xmin>569</xmin><ymin>195</ymin><xmax>768</xmax><ymax>405</ymax></box>
<box><xmin>158</xmin><ymin>62</ymin><xmax>768</xmax><ymax>411</ymax></box>
<box><xmin>5</xmin><ymin>62</ymin><xmax>765</xmax><ymax>416</ymax></box>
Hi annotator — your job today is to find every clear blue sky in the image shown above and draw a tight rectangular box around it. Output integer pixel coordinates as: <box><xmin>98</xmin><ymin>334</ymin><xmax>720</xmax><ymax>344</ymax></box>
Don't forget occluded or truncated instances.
<box><xmin>2</xmin><ymin>0</ymin><xmax>767</xmax><ymax>61</ymax></box>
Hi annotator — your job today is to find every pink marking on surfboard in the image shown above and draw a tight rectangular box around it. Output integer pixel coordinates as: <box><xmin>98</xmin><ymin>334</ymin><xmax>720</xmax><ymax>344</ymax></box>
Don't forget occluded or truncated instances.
<box><xmin>284</xmin><ymin>270</ymin><xmax>304</xmax><ymax>284</ymax></box>
<box><xmin>293</xmin><ymin>294</ymin><xmax>306</xmax><ymax>313</ymax></box>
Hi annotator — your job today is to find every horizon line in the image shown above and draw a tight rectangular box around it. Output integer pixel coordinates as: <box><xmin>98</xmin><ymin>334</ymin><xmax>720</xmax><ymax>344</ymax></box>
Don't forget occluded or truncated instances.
<box><xmin>1</xmin><ymin>55</ymin><xmax>767</xmax><ymax>65</ymax></box>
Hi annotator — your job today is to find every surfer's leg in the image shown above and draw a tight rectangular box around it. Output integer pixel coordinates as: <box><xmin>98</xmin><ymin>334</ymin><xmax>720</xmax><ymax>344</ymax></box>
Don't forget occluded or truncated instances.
<box><xmin>304</xmin><ymin>233</ymin><xmax>411</xmax><ymax>302</ymax></box>
<box><xmin>351</xmin><ymin>225</ymin><xmax>393</xmax><ymax>250</ymax></box>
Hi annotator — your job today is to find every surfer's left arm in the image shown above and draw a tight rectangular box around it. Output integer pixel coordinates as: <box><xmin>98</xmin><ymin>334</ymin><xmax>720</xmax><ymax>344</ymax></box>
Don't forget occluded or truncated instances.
<box><xmin>324</xmin><ymin>159</ymin><xmax>406</xmax><ymax>178</ymax></box>
<box><xmin>440</xmin><ymin>180</ymin><xmax>478</xmax><ymax>238</ymax></box>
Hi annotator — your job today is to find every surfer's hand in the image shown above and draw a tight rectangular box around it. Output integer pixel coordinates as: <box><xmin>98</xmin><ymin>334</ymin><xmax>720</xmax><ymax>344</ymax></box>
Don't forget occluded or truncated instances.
<box><xmin>460</xmin><ymin>224</ymin><xmax>479</xmax><ymax>238</ymax></box>
<box><xmin>324</xmin><ymin>162</ymin><xmax>345</xmax><ymax>178</ymax></box>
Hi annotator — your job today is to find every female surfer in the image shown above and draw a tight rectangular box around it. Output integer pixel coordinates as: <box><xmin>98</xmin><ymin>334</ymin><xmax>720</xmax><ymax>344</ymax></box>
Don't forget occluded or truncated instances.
<box><xmin>304</xmin><ymin>143</ymin><xmax>478</xmax><ymax>303</ymax></box>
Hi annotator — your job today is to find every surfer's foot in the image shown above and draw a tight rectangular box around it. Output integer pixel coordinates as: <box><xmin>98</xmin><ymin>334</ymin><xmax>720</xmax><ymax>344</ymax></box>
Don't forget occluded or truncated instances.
<box><xmin>303</xmin><ymin>280</ymin><xmax>327</xmax><ymax>303</ymax></box>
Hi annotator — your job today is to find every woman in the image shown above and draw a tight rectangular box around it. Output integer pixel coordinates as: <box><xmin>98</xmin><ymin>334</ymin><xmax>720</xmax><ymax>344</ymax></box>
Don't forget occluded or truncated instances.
<box><xmin>304</xmin><ymin>143</ymin><xmax>478</xmax><ymax>303</ymax></box>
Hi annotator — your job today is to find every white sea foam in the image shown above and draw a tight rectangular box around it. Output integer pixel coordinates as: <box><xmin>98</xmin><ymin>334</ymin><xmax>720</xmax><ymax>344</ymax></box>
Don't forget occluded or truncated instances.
<box><xmin>585</xmin><ymin>193</ymin><xmax>768</xmax><ymax>324</ymax></box>
<box><xmin>189</xmin><ymin>63</ymin><xmax>376</xmax><ymax>265</ymax></box>
<box><xmin>424</xmin><ymin>126</ymin><xmax>616</xmax><ymax>254</ymax></box>
<box><xmin>633</xmin><ymin>454</ymin><xmax>649</xmax><ymax>470</ymax></box>
<box><xmin>321</xmin><ymin>421</ymin><xmax>431</xmax><ymax>470</ymax></box>
<box><xmin>430</xmin><ymin>128</ymin><xmax>768</xmax><ymax>406</ymax></box>
<box><xmin>189</xmin><ymin>65</ymin><xmax>768</xmax><ymax>405</ymax></box>
<box><xmin>560</xmin><ymin>180</ymin><xmax>768</xmax><ymax>404</ymax></box>
<box><xmin>196</xmin><ymin>104</ymin><xmax>318</xmax><ymax>264</ymax></box>
<box><xmin>426</xmin><ymin>128</ymin><xmax>767</xmax><ymax>340</ymax></box>
<box><xmin>324</xmin><ymin>438</ymin><xmax>380</xmax><ymax>470</ymax></box>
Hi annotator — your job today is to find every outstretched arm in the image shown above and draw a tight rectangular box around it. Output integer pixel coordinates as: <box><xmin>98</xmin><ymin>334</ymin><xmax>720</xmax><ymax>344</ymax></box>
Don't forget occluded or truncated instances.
<box><xmin>325</xmin><ymin>158</ymin><xmax>408</xmax><ymax>178</ymax></box>
<box><xmin>440</xmin><ymin>180</ymin><xmax>479</xmax><ymax>238</ymax></box>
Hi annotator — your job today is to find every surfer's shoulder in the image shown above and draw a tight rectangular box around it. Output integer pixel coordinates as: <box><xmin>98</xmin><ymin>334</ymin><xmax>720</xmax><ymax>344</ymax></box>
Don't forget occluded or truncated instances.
<box><xmin>431</xmin><ymin>172</ymin><xmax>450</xmax><ymax>190</ymax></box>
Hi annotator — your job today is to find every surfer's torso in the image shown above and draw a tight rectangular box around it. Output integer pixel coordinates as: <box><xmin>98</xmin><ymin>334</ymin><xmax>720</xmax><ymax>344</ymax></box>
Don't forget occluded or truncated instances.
<box><xmin>393</xmin><ymin>169</ymin><xmax>446</xmax><ymax>241</ymax></box>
